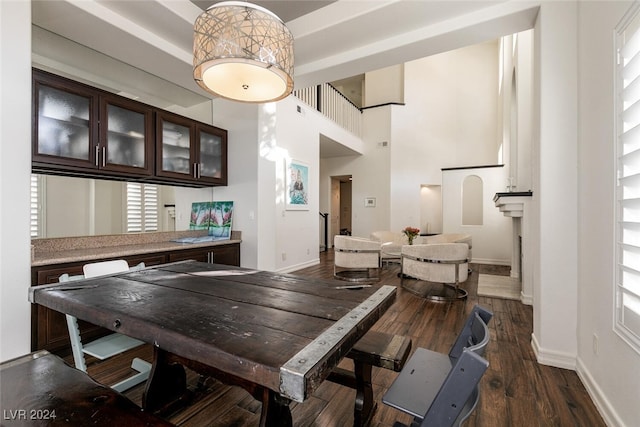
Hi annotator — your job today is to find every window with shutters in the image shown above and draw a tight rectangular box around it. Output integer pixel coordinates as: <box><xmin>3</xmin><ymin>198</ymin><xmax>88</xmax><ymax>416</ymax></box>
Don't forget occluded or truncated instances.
<box><xmin>30</xmin><ymin>175</ymin><xmax>43</xmax><ymax>238</ymax></box>
<box><xmin>615</xmin><ymin>3</ymin><xmax>640</xmax><ymax>353</ymax></box>
<box><xmin>126</xmin><ymin>182</ymin><xmax>159</xmax><ymax>233</ymax></box>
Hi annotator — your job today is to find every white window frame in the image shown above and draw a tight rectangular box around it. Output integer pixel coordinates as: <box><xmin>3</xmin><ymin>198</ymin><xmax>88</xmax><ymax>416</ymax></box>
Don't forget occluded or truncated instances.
<box><xmin>615</xmin><ymin>2</ymin><xmax>640</xmax><ymax>354</ymax></box>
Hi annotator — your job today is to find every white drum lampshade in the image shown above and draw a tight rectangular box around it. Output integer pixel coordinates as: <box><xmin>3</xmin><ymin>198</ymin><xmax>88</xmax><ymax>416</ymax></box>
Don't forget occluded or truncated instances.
<box><xmin>193</xmin><ymin>1</ymin><xmax>294</xmax><ymax>103</ymax></box>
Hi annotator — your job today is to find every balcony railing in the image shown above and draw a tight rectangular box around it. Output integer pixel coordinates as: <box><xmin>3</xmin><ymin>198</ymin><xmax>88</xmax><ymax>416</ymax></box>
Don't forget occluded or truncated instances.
<box><xmin>293</xmin><ymin>83</ymin><xmax>362</xmax><ymax>138</ymax></box>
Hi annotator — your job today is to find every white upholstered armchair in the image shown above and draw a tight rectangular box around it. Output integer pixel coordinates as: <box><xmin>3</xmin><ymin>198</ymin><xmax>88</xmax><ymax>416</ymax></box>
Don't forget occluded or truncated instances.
<box><xmin>370</xmin><ymin>231</ymin><xmax>408</xmax><ymax>265</ymax></box>
<box><xmin>401</xmin><ymin>243</ymin><xmax>469</xmax><ymax>301</ymax></box>
<box><xmin>334</xmin><ymin>235</ymin><xmax>382</xmax><ymax>282</ymax></box>
<box><xmin>419</xmin><ymin>233</ymin><xmax>473</xmax><ymax>262</ymax></box>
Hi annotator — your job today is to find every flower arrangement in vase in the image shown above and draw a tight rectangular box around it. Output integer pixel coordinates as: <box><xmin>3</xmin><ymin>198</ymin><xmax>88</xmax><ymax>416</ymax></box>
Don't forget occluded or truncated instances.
<box><xmin>402</xmin><ymin>226</ymin><xmax>420</xmax><ymax>245</ymax></box>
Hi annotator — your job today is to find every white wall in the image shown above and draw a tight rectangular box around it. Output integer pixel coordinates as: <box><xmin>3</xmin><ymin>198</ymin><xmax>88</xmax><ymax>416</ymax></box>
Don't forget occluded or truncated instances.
<box><xmin>390</xmin><ymin>41</ymin><xmax>501</xmax><ymax>234</ymax></box>
<box><xmin>442</xmin><ymin>167</ymin><xmax>512</xmax><ymax>265</ymax></box>
<box><xmin>515</xmin><ymin>30</ymin><xmax>534</xmax><ymax>192</ymax></box>
<box><xmin>364</xmin><ymin>64</ymin><xmax>404</xmax><ymax>106</ymax></box>
<box><xmin>254</xmin><ymin>96</ymin><xmax>362</xmax><ymax>272</ymax></box>
<box><xmin>419</xmin><ymin>185</ymin><xmax>442</xmax><ymax>234</ymax></box>
<box><xmin>320</xmin><ymin>105</ymin><xmax>393</xmax><ymax>240</ymax></box>
<box><xmin>0</xmin><ymin>0</ymin><xmax>32</xmax><ymax>361</ymax></box>
<box><xmin>576</xmin><ymin>1</ymin><xmax>639</xmax><ymax>426</ymax></box>
<box><xmin>44</xmin><ymin>176</ymin><xmax>92</xmax><ymax>237</ymax></box>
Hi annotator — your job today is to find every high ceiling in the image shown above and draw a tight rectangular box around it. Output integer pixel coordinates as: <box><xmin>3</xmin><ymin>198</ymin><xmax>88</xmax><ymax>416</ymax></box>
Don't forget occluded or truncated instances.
<box><xmin>31</xmin><ymin>1</ymin><xmax>539</xmax><ymax>156</ymax></box>
<box><xmin>190</xmin><ymin>1</ymin><xmax>336</xmax><ymax>23</ymax></box>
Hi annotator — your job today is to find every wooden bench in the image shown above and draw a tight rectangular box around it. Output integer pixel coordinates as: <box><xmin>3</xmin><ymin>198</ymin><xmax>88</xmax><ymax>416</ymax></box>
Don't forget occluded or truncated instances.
<box><xmin>328</xmin><ymin>330</ymin><xmax>413</xmax><ymax>427</ymax></box>
<box><xmin>0</xmin><ymin>350</ymin><xmax>174</xmax><ymax>426</ymax></box>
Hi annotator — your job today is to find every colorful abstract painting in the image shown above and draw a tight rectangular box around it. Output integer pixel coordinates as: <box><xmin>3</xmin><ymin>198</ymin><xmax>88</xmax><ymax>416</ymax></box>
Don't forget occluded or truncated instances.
<box><xmin>189</xmin><ymin>201</ymin><xmax>233</xmax><ymax>240</ymax></box>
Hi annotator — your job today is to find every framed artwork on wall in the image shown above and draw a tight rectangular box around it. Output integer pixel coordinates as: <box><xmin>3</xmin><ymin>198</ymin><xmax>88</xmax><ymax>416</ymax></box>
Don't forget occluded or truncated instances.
<box><xmin>286</xmin><ymin>159</ymin><xmax>309</xmax><ymax>210</ymax></box>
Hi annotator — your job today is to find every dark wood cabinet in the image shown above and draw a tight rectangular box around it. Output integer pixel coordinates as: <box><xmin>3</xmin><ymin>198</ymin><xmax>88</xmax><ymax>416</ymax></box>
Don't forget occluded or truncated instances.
<box><xmin>98</xmin><ymin>94</ymin><xmax>154</xmax><ymax>176</ymax></box>
<box><xmin>32</xmin><ymin>69</ymin><xmax>227</xmax><ymax>187</ymax></box>
<box><xmin>32</xmin><ymin>69</ymin><xmax>154</xmax><ymax>178</ymax></box>
<box><xmin>32</xmin><ymin>70</ymin><xmax>97</xmax><ymax>171</ymax></box>
<box><xmin>31</xmin><ymin>244</ymin><xmax>240</xmax><ymax>354</ymax></box>
<box><xmin>31</xmin><ymin>263</ymin><xmax>102</xmax><ymax>357</ymax></box>
<box><xmin>156</xmin><ymin>111</ymin><xmax>227</xmax><ymax>186</ymax></box>
<box><xmin>167</xmin><ymin>243</ymin><xmax>240</xmax><ymax>266</ymax></box>
<box><xmin>208</xmin><ymin>243</ymin><xmax>241</xmax><ymax>265</ymax></box>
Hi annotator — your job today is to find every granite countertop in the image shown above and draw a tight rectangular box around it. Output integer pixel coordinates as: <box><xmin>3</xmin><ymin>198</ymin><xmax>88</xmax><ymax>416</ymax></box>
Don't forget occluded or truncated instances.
<box><xmin>32</xmin><ymin>230</ymin><xmax>241</xmax><ymax>267</ymax></box>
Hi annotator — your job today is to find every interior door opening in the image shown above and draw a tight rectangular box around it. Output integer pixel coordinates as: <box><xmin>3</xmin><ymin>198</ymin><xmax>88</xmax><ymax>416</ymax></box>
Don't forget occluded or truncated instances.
<box><xmin>329</xmin><ymin>175</ymin><xmax>352</xmax><ymax>247</ymax></box>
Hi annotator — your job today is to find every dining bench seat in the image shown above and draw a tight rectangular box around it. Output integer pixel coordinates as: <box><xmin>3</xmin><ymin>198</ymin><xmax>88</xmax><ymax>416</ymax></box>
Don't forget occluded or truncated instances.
<box><xmin>328</xmin><ymin>330</ymin><xmax>413</xmax><ymax>427</ymax></box>
<box><xmin>0</xmin><ymin>350</ymin><xmax>174</xmax><ymax>426</ymax></box>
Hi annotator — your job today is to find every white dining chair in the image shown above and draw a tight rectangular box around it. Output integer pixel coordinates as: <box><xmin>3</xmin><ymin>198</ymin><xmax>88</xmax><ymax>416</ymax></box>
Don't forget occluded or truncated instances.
<box><xmin>60</xmin><ymin>260</ymin><xmax>151</xmax><ymax>392</ymax></box>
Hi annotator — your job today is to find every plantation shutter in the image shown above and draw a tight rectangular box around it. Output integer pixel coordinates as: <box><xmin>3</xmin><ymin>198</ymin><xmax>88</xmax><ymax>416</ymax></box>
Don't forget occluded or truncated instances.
<box><xmin>126</xmin><ymin>183</ymin><xmax>158</xmax><ymax>233</ymax></box>
<box><xmin>30</xmin><ymin>175</ymin><xmax>40</xmax><ymax>238</ymax></box>
<box><xmin>616</xmin><ymin>5</ymin><xmax>640</xmax><ymax>348</ymax></box>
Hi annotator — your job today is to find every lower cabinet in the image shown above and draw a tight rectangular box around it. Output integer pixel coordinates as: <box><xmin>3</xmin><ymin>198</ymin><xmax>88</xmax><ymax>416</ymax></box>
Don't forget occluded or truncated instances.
<box><xmin>167</xmin><ymin>244</ymin><xmax>240</xmax><ymax>266</ymax></box>
<box><xmin>31</xmin><ymin>243</ymin><xmax>240</xmax><ymax>354</ymax></box>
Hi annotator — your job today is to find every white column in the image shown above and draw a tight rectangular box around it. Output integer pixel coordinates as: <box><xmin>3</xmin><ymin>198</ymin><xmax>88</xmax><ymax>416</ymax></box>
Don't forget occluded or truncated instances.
<box><xmin>531</xmin><ymin>1</ymin><xmax>579</xmax><ymax>369</ymax></box>
<box><xmin>0</xmin><ymin>0</ymin><xmax>33</xmax><ymax>361</ymax></box>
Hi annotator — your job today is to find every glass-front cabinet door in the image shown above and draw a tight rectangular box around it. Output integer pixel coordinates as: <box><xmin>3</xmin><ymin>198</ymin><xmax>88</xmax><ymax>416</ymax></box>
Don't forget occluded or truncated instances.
<box><xmin>33</xmin><ymin>69</ymin><xmax>153</xmax><ymax>177</ymax></box>
<box><xmin>197</xmin><ymin>124</ymin><xmax>227</xmax><ymax>185</ymax></box>
<box><xmin>100</xmin><ymin>96</ymin><xmax>153</xmax><ymax>175</ymax></box>
<box><xmin>156</xmin><ymin>111</ymin><xmax>228</xmax><ymax>185</ymax></box>
<box><xmin>33</xmin><ymin>71</ymin><xmax>97</xmax><ymax>169</ymax></box>
<box><xmin>156</xmin><ymin>111</ymin><xmax>196</xmax><ymax>180</ymax></box>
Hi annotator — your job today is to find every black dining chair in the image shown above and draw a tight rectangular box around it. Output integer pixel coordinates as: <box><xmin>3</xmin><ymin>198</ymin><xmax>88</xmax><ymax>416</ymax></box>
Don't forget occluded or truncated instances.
<box><xmin>382</xmin><ymin>305</ymin><xmax>492</xmax><ymax>427</ymax></box>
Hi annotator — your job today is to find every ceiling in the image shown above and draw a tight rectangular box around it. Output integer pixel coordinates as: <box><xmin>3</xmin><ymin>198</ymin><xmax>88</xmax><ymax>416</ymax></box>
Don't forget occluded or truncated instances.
<box><xmin>190</xmin><ymin>1</ymin><xmax>336</xmax><ymax>23</ymax></box>
<box><xmin>31</xmin><ymin>0</ymin><xmax>539</xmax><ymax>157</ymax></box>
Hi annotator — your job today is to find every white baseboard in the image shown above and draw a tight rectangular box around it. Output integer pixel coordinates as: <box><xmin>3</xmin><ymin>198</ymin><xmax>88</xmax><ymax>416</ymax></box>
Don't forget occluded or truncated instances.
<box><xmin>276</xmin><ymin>258</ymin><xmax>320</xmax><ymax>274</ymax></box>
<box><xmin>576</xmin><ymin>357</ymin><xmax>624</xmax><ymax>427</ymax></box>
<box><xmin>520</xmin><ymin>291</ymin><xmax>533</xmax><ymax>305</ymax></box>
<box><xmin>471</xmin><ymin>258</ymin><xmax>511</xmax><ymax>266</ymax></box>
<box><xmin>531</xmin><ymin>333</ymin><xmax>577</xmax><ymax>370</ymax></box>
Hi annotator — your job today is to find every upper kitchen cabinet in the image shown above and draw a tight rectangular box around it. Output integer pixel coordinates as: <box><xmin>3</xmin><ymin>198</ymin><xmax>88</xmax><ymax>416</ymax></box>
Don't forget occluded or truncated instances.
<box><xmin>32</xmin><ymin>69</ymin><xmax>153</xmax><ymax>178</ymax></box>
<box><xmin>99</xmin><ymin>94</ymin><xmax>153</xmax><ymax>175</ymax></box>
<box><xmin>156</xmin><ymin>110</ymin><xmax>227</xmax><ymax>186</ymax></box>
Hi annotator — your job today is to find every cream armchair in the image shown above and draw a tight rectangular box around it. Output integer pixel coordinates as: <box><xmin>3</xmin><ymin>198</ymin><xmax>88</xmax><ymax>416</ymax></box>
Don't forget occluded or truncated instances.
<box><xmin>334</xmin><ymin>235</ymin><xmax>382</xmax><ymax>282</ymax></box>
<box><xmin>418</xmin><ymin>233</ymin><xmax>472</xmax><ymax>261</ymax></box>
<box><xmin>370</xmin><ymin>231</ymin><xmax>408</xmax><ymax>265</ymax></box>
<box><xmin>401</xmin><ymin>243</ymin><xmax>469</xmax><ymax>301</ymax></box>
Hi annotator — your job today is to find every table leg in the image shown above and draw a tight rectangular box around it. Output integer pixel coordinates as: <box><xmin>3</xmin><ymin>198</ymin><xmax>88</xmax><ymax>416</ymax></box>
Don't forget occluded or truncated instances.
<box><xmin>142</xmin><ymin>347</ymin><xmax>189</xmax><ymax>414</ymax></box>
<box><xmin>256</xmin><ymin>387</ymin><xmax>293</xmax><ymax>427</ymax></box>
<box><xmin>353</xmin><ymin>360</ymin><xmax>376</xmax><ymax>427</ymax></box>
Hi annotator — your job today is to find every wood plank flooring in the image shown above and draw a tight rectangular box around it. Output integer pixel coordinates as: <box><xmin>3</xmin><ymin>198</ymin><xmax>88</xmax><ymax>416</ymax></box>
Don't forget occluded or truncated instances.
<box><xmin>83</xmin><ymin>251</ymin><xmax>605</xmax><ymax>426</ymax></box>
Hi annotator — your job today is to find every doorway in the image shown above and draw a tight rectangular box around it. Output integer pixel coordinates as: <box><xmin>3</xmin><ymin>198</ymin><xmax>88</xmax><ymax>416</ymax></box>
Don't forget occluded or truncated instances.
<box><xmin>330</xmin><ymin>175</ymin><xmax>352</xmax><ymax>246</ymax></box>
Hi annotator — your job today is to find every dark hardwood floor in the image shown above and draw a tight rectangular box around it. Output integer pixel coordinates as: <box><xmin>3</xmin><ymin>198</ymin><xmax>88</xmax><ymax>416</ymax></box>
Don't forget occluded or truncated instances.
<box><xmin>82</xmin><ymin>251</ymin><xmax>605</xmax><ymax>426</ymax></box>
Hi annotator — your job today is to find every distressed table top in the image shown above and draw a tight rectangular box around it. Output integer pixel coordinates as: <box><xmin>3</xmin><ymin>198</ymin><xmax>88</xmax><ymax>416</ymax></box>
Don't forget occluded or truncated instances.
<box><xmin>29</xmin><ymin>260</ymin><xmax>396</xmax><ymax>402</ymax></box>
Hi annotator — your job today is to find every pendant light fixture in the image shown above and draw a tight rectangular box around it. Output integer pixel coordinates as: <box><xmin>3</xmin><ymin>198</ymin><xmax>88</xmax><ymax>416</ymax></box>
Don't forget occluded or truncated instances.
<box><xmin>193</xmin><ymin>1</ymin><xmax>294</xmax><ymax>103</ymax></box>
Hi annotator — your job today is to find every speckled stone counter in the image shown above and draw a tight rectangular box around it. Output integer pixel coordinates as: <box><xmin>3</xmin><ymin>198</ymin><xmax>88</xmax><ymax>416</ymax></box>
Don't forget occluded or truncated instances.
<box><xmin>32</xmin><ymin>230</ymin><xmax>242</xmax><ymax>267</ymax></box>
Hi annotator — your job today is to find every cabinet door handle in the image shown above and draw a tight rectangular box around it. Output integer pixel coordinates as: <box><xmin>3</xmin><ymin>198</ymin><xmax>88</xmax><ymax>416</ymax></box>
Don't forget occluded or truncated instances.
<box><xmin>95</xmin><ymin>146</ymin><xmax>100</xmax><ymax>167</ymax></box>
<box><xmin>102</xmin><ymin>147</ymin><xmax>106</xmax><ymax>167</ymax></box>
<box><xmin>193</xmin><ymin>163</ymin><xmax>198</xmax><ymax>179</ymax></box>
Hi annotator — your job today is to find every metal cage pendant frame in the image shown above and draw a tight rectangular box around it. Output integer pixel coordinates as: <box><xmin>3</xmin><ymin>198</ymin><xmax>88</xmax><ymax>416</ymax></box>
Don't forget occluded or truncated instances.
<box><xmin>193</xmin><ymin>1</ymin><xmax>294</xmax><ymax>103</ymax></box>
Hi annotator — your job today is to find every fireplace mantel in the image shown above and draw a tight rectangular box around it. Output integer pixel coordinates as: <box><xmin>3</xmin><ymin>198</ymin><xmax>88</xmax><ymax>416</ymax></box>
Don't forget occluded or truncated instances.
<box><xmin>493</xmin><ymin>191</ymin><xmax>533</xmax><ymax>217</ymax></box>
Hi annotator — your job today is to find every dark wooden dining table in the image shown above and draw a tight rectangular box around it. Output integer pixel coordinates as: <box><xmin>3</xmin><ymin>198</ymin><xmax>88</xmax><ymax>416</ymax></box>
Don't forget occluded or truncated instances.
<box><xmin>29</xmin><ymin>260</ymin><xmax>396</xmax><ymax>426</ymax></box>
